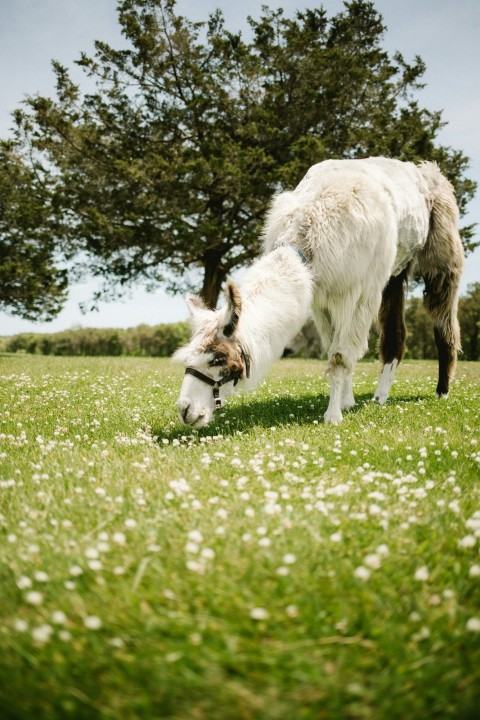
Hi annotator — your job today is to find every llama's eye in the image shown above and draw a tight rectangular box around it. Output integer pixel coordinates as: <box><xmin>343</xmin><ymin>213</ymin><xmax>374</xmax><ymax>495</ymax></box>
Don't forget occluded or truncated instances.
<box><xmin>209</xmin><ymin>355</ymin><xmax>226</xmax><ymax>367</ymax></box>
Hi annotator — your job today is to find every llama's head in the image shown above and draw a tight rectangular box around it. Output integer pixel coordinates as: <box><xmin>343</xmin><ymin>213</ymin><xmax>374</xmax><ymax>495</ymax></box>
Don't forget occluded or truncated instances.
<box><xmin>172</xmin><ymin>281</ymin><xmax>250</xmax><ymax>428</ymax></box>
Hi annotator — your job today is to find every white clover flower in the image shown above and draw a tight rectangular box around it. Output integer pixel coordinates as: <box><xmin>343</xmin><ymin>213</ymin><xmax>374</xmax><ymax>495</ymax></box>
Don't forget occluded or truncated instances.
<box><xmin>285</xmin><ymin>605</ymin><xmax>299</xmax><ymax>618</ymax></box>
<box><xmin>186</xmin><ymin>560</ymin><xmax>205</xmax><ymax>574</ymax></box>
<box><xmin>125</xmin><ymin>518</ymin><xmax>137</xmax><ymax>529</ymax></box>
<box><xmin>113</xmin><ymin>566</ymin><xmax>126</xmax><ymax>575</ymax></box>
<box><xmin>364</xmin><ymin>553</ymin><xmax>381</xmax><ymax>569</ymax></box>
<box><xmin>32</xmin><ymin>624</ymin><xmax>53</xmax><ymax>644</ymax></box>
<box><xmin>200</xmin><ymin>548</ymin><xmax>215</xmax><ymax>560</ymax></box>
<box><xmin>469</xmin><ymin>564</ymin><xmax>480</xmax><ymax>578</ymax></box>
<box><xmin>466</xmin><ymin>617</ymin><xmax>480</xmax><ymax>632</ymax></box>
<box><xmin>258</xmin><ymin>537</ymin><xmax>271</xmax><ymax>548</ymax></box>
<box><xmin>414</xmin><ymin>566</ymin><xmax>429</xmax><ymax>582</ymax></box>
<box><xmin>25</xmin><ymin>591</ymin><xmax>44</xmax><ymax>606</ymax></box>
<box><xmin>330</xmin><ymin>532</ymin><xmax>343</xmax><ymax>543</ymax></box>
<box><xmin>376</xmin><ymin>544</ymin><xmax>390</xmax><ymax>557</ymax></box>
<box><xmin>250</xmin><ymin>607</ymin><xmax>269</xmax><ymax>620</ymax></box>
<box><xmin>112</xmin><ymin>532</ymin><xmax>126</xmax><ymax>545</ymax></box>
<box><xmin>51</xmin><ymin>610</ymin><xmax>67</xmax><ymax>625</ymax></box>
<box><xmin>16</xmin><ymin>576</ymin><xmax>32</xmax><ymax>590</ymax></box>
<box><xmin>283</xmin><ymin>553</ymin><xmax>297</xmax><ymax>565</ymax></box>
<box><xmin>85</xmin><ymin>547</ymin><xmax>99</xmax><ymax>560</ymax></box>
<box><xmin>276</xmin><ymin>566</ymin><xmax>289</xmax><ymax>576</ymax></box>
<box><xmin>13</xmin><ymin>618</ymin><xmax>29</xmax><ymax>633</ymax></box>
<box><xmin>354</xmin><ymin>566</ymin><xmax>371</xmax><ymax>581</ymax></box>
<box><xmin>188</xmin><ymin>530</ymin><xmax>203</xmax><ymax>544</ymax></box>
<box><xmin>34</xmin><ymin>571</ymin><xmax>49</xmax><ymax>583</ymax></box>
<box><xmin>84</xmin><ymin>615</ymin><xmax>102</xmax><ymax>630</ymax></box>
<box><xmin>458</xmin><ymin>535</ymin><xmax>476</xmax><ymax>549</ymax></box>
<box><xmin>185</xmin><ymin>541</ymin><xmax>199</xmax><ymax>554</ymax></box>
<box><xmin>69</xmin><ymin>565</ymin><xmax>83</xmax><ymax>577</ymax></box>
<box><xmin>87</xmin><ymin>560</ymin><xmax>103</xmax><ymax>571</ymax></box>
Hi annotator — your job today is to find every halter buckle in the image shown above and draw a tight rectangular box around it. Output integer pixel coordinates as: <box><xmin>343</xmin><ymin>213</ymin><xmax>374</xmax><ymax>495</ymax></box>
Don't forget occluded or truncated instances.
<box><xmin>213</xmin><ymin>385</ymin><xmax>222</xmax><ymax>409</ymax></box>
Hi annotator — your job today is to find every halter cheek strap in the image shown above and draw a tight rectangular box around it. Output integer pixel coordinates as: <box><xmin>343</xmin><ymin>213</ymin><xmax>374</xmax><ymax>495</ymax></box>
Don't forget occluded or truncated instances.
<box><xmin>184</xmin><ymin>348</ymin><xmax>251</xmax><ymax>410</ymax></box>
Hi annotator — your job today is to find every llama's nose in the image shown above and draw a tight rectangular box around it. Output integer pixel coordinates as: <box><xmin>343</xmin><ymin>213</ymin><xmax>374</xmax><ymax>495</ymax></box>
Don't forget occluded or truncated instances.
<box><xmin>178</xmin><ymin>401</ymin><xmax>191</xmax><ymax>423</ymax></box>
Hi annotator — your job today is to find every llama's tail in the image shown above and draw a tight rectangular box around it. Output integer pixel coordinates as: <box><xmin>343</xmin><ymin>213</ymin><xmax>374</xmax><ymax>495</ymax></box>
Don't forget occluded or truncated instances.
<box><xmin>417</xmin><ymin>162</ymin><xmax>464</xmax><ymax>395</ymax></box>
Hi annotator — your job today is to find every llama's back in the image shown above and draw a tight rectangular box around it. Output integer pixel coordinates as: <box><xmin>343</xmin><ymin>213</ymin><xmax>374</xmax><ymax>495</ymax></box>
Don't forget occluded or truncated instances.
<box><xmin>263</xmin><ymin>158</ymin><xmax>433</xmax><ymax>293</ymax></box>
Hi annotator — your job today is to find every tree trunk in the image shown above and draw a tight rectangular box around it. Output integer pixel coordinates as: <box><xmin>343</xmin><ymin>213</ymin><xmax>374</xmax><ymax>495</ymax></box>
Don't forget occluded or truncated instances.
<box><xmin>201</xmin><ymin>250</ymin><xmax>227</xmax><ymax>309</ymax></box>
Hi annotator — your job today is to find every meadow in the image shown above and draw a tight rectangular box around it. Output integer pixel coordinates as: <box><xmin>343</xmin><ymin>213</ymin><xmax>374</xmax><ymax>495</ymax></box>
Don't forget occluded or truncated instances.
<box><xmin>0</xmin><ymin>355</ymin><xmax>479</xmax><ymax>719</ymax></box>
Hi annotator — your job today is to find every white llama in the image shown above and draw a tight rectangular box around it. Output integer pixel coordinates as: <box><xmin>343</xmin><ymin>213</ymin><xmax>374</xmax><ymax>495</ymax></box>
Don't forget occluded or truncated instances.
<box><xmin>173</xmin><ymin>157</ymin><xmax>464</xmax><ymax>428</ymax></box>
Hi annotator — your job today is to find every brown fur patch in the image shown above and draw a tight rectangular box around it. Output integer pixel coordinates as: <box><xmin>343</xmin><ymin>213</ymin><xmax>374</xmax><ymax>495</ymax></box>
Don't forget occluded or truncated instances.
<box><xmin>203</xmin><ymin>338</ymin><xmax>246</xmax><ymax>379</ymax></box>
<box><xmin>378</xmin><ymin>269</ymin><xmax>408</xmax><ymax>364</ymax></box>
<box><xmin>325</xmin><ymin>352</ymin><xmax>346</xmax><ymax>375</ymax></box>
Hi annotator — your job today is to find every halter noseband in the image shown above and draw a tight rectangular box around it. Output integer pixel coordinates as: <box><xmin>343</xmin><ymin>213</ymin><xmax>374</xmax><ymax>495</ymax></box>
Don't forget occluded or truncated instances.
<box><xmin>184</xmin><ymin>348</ymin><xmax>251</xmax><ymax>410</ymax></box>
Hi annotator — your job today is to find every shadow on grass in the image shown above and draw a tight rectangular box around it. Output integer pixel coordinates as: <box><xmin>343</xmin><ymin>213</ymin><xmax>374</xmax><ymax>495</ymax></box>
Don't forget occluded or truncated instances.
<box><xmin>151</xmin><ymin>390</ymin><xmax>429</xmax><ymax>442</ymax></box>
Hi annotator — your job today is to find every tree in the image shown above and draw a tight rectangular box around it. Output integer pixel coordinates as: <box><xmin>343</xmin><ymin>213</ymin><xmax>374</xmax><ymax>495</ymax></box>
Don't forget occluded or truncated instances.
<box><xmin>404</xmin><ymin>296</ymin><xmax>436</xmax><ymax>359</ymax></box>
<box><xmin>0</xmin><ymin>141</ymin><xmax>67</xmax><ymax>320</ymax></box>
<box><xmin>458</xmin><ymin>283</ymin><xmax>480</xmax><ymax>361</ymax></box>
<box><xmin>10</xmin><ymin>0</ymin><xmax>477</xmax><ymax>309</ymax></box>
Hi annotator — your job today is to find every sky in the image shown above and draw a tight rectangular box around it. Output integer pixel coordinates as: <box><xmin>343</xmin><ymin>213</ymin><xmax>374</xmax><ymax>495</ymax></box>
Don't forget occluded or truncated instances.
<box><xmin>0</xmin><ymin>0</ymin><xmax>479</xmax><ymax>335</ymax></box>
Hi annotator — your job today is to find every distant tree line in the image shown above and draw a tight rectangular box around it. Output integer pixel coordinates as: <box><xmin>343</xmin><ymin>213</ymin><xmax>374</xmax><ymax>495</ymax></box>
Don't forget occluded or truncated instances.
<box><xmin>2</xmin><ymin>284</ymin><xmax>479</xmax><ymax>360</ymax></box>
<box><xmin>0</xmin><ymin>322</ymin><xmax>189</xmax><ymax>358</ymax></box>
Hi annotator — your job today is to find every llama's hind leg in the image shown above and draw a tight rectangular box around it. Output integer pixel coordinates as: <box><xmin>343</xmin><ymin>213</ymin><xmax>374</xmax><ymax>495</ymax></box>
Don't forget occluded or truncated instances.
<box><xmin>417</xmin><ymin>161</ymin><xmax>464</xmax><ymax>398</ymax></box>
<box><xmin>423</xmin><ymin>272</ymin><xmax>462</xmax><ymax>398</ymax></box>
<box><xmin>374</xmin><ymin>270</ymin><xmax>408</xmax><ymax>404</ymax></box>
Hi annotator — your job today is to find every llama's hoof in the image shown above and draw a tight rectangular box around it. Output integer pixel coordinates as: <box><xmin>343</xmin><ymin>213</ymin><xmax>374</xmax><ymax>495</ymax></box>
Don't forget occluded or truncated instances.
<box><xmin>373</xmin><ymin>393</ymin><xmax>388</xmax><ymax>405</ymax></box>
<box><xmin>324</xmin><ymin>410</ymin><xmax>343</xmax><ymax>424</ymax></box>
<box><xmin>341</xmin><ymin>399</ymin><xmax>356</xmax><ymax>411</ymax></box>
<box><xmin>435</xmin><ymin>392</ymin><xmax>449</xmax><ymax>399</ymax></box>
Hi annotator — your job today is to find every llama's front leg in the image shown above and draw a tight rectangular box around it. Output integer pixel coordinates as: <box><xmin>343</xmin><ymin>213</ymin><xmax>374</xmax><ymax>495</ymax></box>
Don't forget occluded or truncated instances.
<box><xmin>341</xmin><ymin>370</ymin><xmax>355</xmax><ymax>410</ymax></box>
<box><xmin>324</xmin><ymin>353</ymin><xmax>348</xmax><ymax>424</ymax></box>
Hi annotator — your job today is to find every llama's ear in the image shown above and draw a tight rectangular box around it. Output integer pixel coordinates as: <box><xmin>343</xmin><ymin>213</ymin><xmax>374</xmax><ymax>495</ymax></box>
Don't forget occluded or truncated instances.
<box><xmin>186</xmin><ymin>294</ymin><xmax>212</xmax><ymax>331</ymax></box>
<box><xmin>186</xmin><ymin>295</ymin><xmax>208</xmax><ymax>314</ymax></box>
<box><xmin>222</xmin><ymin>281</ymin><xmax>242</xmax><ymax>338</ymax></box>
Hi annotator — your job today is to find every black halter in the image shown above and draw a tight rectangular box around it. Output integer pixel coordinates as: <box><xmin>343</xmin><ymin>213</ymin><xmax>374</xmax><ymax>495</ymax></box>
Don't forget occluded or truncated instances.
<box><xmin>184</xmin><ymin>348</ymin><xmax>251</xmax><ymax>410</ymax></box>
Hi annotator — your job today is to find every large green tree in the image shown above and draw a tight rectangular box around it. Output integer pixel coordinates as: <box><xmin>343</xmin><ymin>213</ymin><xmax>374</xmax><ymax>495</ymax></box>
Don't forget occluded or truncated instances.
<box><xmin>0</xmin><ymin>141</ymin><xmax>67</xmax><ymax>320</ymax></box>
<box><xmin>11</xmin><ymin>0</ymin><xmax>477</xmax><ymax>308</ymax></box>
<box><xmin>458</xmin><ymin>283</ymin><xmax>480</xmax><ymax>361</ymax></box>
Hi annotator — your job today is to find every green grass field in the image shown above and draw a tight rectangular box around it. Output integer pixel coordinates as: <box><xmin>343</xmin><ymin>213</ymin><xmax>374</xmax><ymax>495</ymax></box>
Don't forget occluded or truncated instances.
<box><xmin>1</xmin><ymin>355</ymin><xmax>479</xmax><ymax>719</ymax></box>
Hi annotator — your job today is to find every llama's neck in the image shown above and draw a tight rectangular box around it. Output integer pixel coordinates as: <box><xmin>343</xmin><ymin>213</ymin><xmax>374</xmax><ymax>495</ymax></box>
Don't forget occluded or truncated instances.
<box><xmin>236</xmin><ymin>247</ymin><xmax>313</xmax><ymax>388</ymax></box>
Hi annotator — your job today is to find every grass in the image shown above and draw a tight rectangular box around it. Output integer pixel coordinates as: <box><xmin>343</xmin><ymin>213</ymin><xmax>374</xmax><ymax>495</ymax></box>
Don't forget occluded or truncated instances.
<box><xmin>0</xmin><ymin>355</ymin><xmax>479</xmax><ymax>720</ymax></box>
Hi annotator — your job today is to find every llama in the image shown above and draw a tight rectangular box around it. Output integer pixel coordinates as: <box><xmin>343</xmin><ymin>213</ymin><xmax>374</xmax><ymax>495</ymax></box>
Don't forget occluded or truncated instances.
<box><xmin>173</xmin><ymin>157</ymin><xmax>464</xmax><ymax>428</ymax></box>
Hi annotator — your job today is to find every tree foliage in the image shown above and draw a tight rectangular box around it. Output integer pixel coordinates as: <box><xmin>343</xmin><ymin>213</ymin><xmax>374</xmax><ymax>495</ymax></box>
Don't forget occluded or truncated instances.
<box><xmin>459</xmin><ymin>283</ymin><xmax>480</xmax><ymax>361</ymax></box>
<box><xmin>0</xmin><ymin>141</ymin><xmax>67</xmax><ymax>320</ymax></box>
<box><xmin>9</xmin><ymin>0</ymin><xmax>477</xmax><ymax>309</ymax></box>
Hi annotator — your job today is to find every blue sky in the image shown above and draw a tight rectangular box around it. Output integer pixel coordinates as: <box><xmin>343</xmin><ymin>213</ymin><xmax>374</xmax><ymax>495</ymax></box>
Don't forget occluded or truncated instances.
<box><xmin>1</xmin><ymin>0</ymin><xmax>479</xmax><ymax>334</ymax></box>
